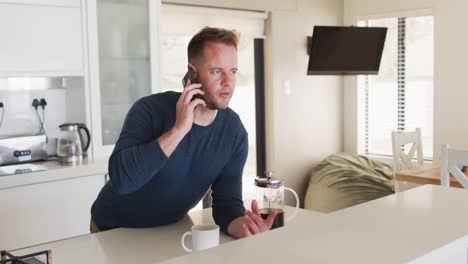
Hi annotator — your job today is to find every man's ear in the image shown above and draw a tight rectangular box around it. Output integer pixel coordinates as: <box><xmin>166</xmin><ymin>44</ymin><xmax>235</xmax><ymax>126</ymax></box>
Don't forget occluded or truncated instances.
<box><xmin>187</xmin><ymin>63</ymin><xmax>197</xmax><ymax>77</ymax></box>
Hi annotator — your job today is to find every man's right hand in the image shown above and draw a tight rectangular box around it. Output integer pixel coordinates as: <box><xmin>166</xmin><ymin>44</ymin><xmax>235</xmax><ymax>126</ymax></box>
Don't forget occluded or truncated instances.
<box><xmin>173</xmin><ymin>80</ymin><xmax>206</xmax><ymax>135</ymax></box>
<box><xmin>227</xmin><ymin>200</ymin><xmax>277</xmax><ymax>239</ymax></box>
<box><xmin>157</xmin><ymin>80</ymin><xmax>205</xmax><ymax>158</ymax></box>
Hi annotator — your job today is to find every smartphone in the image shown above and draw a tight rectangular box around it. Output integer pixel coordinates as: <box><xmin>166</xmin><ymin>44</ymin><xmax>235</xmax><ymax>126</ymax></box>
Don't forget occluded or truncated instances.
<box><xmin>182</xmin><ymin>68</ymin><xmax>203</xmax><ymax>100</ymax></box>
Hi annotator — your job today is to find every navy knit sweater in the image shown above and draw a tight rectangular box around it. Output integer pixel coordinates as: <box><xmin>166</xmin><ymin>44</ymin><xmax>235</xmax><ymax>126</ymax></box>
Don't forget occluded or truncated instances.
<box><xmin>91</xmin><ymin>91</ymin><xmax>247</xmax><ymax>234</ymax></box>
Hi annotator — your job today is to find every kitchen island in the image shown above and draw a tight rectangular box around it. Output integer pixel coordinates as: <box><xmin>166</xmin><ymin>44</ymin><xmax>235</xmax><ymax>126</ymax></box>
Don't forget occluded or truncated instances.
<box><xmin>10</xmin><ymin>206</ymin><xmax>315</xmax><ymax>263</ymax></box>
<box><xmin>10</xmin><ymin>185</ymin><xmax>468</xmax><ymax>264</ymax></box>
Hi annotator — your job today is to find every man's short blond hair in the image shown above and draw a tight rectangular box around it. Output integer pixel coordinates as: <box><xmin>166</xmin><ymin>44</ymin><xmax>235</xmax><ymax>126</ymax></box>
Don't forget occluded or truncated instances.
<box><xmin>187</xmin><ymin>27</ymin><xmax>239</xmax><ymax>64</ymax></box>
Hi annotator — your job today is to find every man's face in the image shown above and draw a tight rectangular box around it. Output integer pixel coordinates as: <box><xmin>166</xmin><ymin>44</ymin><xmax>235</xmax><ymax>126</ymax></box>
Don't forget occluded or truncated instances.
<box><xmin>193</xmin><ymin>42</ymin><xmax>238</xmax><ymax>110</ymax></box>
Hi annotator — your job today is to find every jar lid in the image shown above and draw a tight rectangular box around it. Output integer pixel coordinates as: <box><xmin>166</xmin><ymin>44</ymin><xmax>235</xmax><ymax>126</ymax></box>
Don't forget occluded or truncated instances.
<box><xmin>255</xmin><ymin>171</ymin><xmax>283</xmax><ymax>189</ymax></box>
<box><xmin>255</xmin><ymin>178</ymin><xmax>283</xmax><ymax>188</ymax></box>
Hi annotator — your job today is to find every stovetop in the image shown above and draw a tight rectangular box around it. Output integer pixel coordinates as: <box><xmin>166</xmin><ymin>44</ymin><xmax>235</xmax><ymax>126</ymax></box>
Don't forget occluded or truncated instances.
<box><xmin>0</xmin><ymin>250</ymin><xmax>50</xmax><ymax>264</ymax></box>
<box><xmin>20</xmin><ymin>258</ymin><xmax>44</xmax><ymax>264</ymax></box>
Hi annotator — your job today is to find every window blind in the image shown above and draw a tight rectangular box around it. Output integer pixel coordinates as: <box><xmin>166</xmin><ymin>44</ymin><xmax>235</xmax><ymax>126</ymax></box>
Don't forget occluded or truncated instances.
<box><xmin>360</xmin><ymin>16</ymin><xmax>434</xmax><ymax>159</ymax></box>
<box><xmin>160</xmin><ymin>3</ymin><xmax>267</xmax><ymax>38</ymax></box>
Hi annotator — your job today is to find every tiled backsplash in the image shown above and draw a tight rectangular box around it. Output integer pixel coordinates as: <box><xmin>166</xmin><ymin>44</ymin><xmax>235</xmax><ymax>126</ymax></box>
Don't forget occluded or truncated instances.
<box><xmin>0</xmin><ymin>77</ymin><xmax>86</xmax><ymax>155</ymax></box>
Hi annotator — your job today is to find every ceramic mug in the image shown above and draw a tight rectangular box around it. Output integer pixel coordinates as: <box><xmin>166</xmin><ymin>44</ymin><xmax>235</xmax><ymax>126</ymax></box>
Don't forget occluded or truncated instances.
<box><xmin>181</xmin><ymin>224</ymin><xmax>219</xmax><ymax>252</ymax></box>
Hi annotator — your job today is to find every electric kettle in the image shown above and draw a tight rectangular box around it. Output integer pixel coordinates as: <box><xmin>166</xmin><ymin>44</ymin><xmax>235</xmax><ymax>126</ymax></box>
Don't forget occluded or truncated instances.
<box><xmin>57</xmin><ymin>123</ymin><xmax>91</xmax><ymax>164</ymax></box>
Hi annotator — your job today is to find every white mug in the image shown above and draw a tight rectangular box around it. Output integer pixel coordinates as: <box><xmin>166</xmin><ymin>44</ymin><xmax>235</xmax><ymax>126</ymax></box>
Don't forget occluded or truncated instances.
<box><xmin>181</xmin><ymin>224</ymin><xmax>219</xmax><ymax>252</ymax></box>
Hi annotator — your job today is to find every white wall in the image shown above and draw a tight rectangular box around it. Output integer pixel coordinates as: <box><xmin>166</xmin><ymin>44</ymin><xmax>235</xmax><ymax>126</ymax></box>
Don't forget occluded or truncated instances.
<box><xmin>264</xmin><ymin>0</ymin><xmax>343</xmax><ymax>205</ymax></box>
<box><xmin>344</xmin><ymin>0</ymin><xmax>468</xmax><ymax>159</ymax></box>
<box><xmin>0</xmin><ymin>77</ymin><xmax>86</xmax><ymax>155</ymax></box>
<box><xmin>164</xmin><ymin>0</ymin><xmax>344</xmax><ymax>205</ymax></box>
<box><xmin>433</xmin><ymin>0</ymin><xmax>468</xmax><ymax>159</ymax></box>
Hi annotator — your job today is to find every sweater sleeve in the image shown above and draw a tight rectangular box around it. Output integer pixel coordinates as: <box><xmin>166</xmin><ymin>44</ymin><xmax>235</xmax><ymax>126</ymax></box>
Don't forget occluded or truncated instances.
<box><xmin>108</xmin><ymin>97</ymin><xmax>170</xmax><ymax>195</ymax></box>
<box><xmin>211</xmin><ymin>130</ymin><xmax>248</xmax><ymax>234</ymax></box>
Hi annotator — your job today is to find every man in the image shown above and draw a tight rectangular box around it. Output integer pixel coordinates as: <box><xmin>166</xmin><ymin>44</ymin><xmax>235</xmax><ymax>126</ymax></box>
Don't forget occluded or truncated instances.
<box><xmin>91</xmin><ymin>27</ymin><xmax>277</xmax><ymax>239</ymax></box>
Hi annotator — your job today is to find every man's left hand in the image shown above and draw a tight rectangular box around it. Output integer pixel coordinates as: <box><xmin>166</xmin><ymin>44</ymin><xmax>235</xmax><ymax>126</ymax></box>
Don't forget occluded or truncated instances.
<box><xmin>227</xmin><ymin>200</ymin><xmax>277</xmax><ymax>239</ymax></box>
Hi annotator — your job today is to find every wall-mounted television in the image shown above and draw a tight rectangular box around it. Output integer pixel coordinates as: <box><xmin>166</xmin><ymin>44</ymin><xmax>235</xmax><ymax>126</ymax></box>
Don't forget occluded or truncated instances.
<box><xmin>307</xmin><ymin>26</ymin><xmax>387</xmax><ymax>75</ymax></box>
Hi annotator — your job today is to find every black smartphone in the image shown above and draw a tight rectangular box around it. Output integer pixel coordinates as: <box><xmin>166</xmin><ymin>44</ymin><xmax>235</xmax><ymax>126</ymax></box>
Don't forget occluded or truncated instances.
<box><xmin>182</xmin><ymin>68</ymin><xmax>203</xmax><ymax>100</ymax></box>
<box><xmin>182</xmin><ymin>68</ymin><xmax>197</xmax><ymax>87</ymax></box>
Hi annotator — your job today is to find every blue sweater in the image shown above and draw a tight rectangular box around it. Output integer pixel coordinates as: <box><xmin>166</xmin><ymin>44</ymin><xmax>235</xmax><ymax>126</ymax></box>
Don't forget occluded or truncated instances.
<box><xmin>91</xmin><ymin>92</ymin><xmax>247</xmax><ymax>233</ymax></box>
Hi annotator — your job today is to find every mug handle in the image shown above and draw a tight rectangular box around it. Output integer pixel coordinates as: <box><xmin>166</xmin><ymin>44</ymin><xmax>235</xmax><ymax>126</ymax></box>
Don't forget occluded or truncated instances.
<box><xmin>181</xmin><ymin>231</ymin><xmax>192</xmax><ymax>252</ymax></box>
<box><xmin>284</xmin><ymin>187</ymin><xmax>300</xmax><ymax>222</ymax></box>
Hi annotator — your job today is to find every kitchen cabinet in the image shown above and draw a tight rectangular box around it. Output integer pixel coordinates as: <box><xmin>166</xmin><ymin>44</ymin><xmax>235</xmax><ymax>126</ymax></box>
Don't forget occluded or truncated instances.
<box><xmin>0</xmin><ymin>0</ymin><xmax>84</xmax><ymax>77</ymax></box>
<box><xmin>86</xmin><ymin>0</ymin><xmax>161</xmax><ymax>157</ymax></box>
<box><xmin>0</xmin><ymin>173</ymin><xmax>105</xmax><ymax>250</ymax></box>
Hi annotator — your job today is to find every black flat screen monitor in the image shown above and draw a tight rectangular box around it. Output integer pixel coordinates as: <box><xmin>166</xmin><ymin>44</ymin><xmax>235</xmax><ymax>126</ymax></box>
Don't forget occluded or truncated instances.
<box><xmin>307</xmin><ymin>26</ymin><xmax>387</xmax><ymax>75</ymax></box>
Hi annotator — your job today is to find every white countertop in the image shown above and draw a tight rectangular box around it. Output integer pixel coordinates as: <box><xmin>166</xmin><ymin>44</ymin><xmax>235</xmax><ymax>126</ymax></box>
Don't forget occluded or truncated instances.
<box><xmin>160</xmin><ymin>185</ymin><xmax>468</xmax><ymax>264</ymax></box>
<box><xmin>11</xmin><ymin>206</ymin><xmax>316</xmax><ymax>263</ymax></box>
<box><xmin>11</xmin><ymin>185</ymin><xmax>468</xmax><ymax>264</ymax></box>
<box><xmin>0</xmin><ymin>157</ymin><xmax>108</xmax><ymax>189</ymax></box>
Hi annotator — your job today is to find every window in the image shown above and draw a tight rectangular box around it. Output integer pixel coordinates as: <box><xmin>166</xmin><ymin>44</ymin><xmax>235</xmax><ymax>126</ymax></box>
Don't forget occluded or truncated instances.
<box><xmin>358</xmin><ymin>15</ymin><xmax>434</xmax><ymax>159</ymax></box>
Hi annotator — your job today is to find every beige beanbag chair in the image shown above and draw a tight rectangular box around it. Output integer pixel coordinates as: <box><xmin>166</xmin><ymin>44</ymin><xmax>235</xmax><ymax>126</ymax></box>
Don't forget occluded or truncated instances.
<box><xmin>305</xmin><ymin>153</ymin><xmax>394</xmax><ymax>213</ymax></box>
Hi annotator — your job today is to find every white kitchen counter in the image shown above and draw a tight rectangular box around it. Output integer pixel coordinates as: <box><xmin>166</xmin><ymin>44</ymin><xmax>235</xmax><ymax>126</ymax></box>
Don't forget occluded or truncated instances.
<box><xmin>0</xmin><ymin>157</ymin><xmax>108</xmax><ymax>190</ymax></box>
<box><xmin>10</xmin><ymin>185</ymin><xmax>468</xmax><ymax>264</ymax></box>
<box><xmin>160</xmin><ymin>185</ymin><xmax>468</xmax><ymax>264</ymax></box>
<box><xmin>11</xmin><ymin>206</ymin><xmax>316</xmax><ymax>263</ymax></box>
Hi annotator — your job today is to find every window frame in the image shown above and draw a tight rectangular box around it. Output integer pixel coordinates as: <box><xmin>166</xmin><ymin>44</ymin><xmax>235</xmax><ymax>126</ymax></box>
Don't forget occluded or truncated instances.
<box><xmin>357</xmin><ymin>9</ymin><xmax>434</xmax><ymax>161</ymax></box>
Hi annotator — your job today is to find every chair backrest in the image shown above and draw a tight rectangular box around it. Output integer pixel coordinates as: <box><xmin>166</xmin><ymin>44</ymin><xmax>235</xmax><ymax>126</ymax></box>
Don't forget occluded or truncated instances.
<box><xmin>441</xmin><ymin>144</ymin><xmax>468</xmax><ymax>188</ymax></box>
<box><xmin>391</xmin><ymin>128</ymin><xmax>424</xmax><ymax>172</ymax></box>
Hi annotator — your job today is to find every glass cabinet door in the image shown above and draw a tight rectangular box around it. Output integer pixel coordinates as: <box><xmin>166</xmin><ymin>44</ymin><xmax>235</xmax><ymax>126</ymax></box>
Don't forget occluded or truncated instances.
<box><xmin>96</xmin><ymin>0</ymin><xmax>152</xmax><ymax>146</ymax></box>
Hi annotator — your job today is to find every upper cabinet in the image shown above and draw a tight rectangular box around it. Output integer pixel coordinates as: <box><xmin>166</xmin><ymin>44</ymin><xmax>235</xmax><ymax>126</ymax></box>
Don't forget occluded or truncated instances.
<box><xmin>0</xmin><ymin>0</ymin><xmax>84</xmax><ymax>77</ymax></box>
<box><xmin>86</xmin><ymin>0</ymin><xmax>161</xmax><ymax>157</ymax></box>
<box><xmin>0</xmin><ymin>0</ymin><xmax>161</xmax><ymax>157</ymax></box>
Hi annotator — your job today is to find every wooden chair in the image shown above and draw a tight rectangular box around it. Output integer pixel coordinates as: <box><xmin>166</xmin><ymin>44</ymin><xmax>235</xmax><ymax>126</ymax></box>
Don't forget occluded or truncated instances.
<box><xmin>391</xmin><ymin>128</ymin><xmax>424</xmax><ymax>191</ymax></box>
<box><xmin>441</xmin><ymin>144</ymin><xmax>468</xmax><ymax>188</ymax></box>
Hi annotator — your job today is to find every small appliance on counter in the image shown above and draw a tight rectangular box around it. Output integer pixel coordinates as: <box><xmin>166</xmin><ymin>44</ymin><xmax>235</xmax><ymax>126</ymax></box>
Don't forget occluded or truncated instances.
<box><xmin>0</xmin><ymin>134</ymin><xmax>48</xmax><ymax>166</ymax></box>
<box><xmin>0</xmin><ymin>163</ymin><xmax>48</xmax><ymax>177</ymax></box>
<box><xmin>56</xmin><ymin>123</ymin><xmax>91</xmax><ymax>165</ymax></box>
